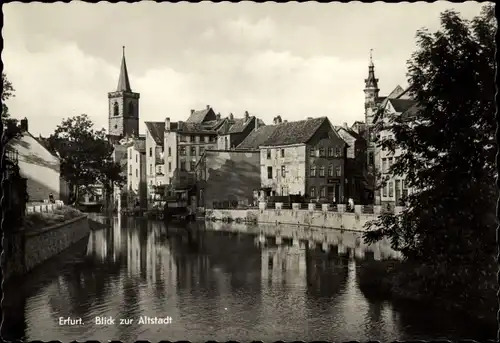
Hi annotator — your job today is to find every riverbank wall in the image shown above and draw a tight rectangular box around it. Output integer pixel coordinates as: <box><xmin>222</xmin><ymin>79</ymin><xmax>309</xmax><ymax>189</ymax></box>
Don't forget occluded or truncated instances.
<box><xmin>3</xmin><ymin>215</ymin><xmax>90</xmax><ymax>281</ymax></box>
<box><xmin>205</xmin><ymin>202</ymin><xmax>405</xmax><ymax>232</ymax></box>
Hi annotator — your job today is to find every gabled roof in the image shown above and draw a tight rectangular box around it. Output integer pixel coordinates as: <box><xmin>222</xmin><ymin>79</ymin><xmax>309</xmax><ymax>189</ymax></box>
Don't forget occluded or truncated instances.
<box><xmin>222</xmin><ymin>116</ymin><xmax>264</xmax><ymax>134</ymax></box>
<box><xmin>389</xmin><ymin>98</ymin><xmax>416</xmax><ymax>113</ymax></box>
<box><xmin>374</xmin><ymin>86</ymin><xmax>417</xmax><ymax>123</ymax></box>
<box><xmin>186</xmin><ymin>107</ymin><xmax>215</xmax><ymax>123</ymax></box>
<box><xmin>237</xmin><ymin>117</ymin><xmax>329</xmax><ymax>149</ymax></box>
<box><xmin>145</xmin><ymin>121</ymin><xmax>165</xmax><ymax>145</ymax></box>
<box><xmin>335</xmin><ymin>126</ymin><xmax>364</xmax><ymax>141</ymax></box>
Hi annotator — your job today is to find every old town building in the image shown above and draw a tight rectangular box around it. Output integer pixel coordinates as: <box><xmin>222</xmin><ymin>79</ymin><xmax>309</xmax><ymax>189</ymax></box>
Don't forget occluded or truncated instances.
<box><xmin>238</xmin><ymin>116</ymin><xmax>347</xmax><ymax>201</ymax></box>
<box><xmin>126</xmin><ymin>137</ymin><xmax>147</xmax><ymax>208</ymax></box>
<box><xmin>216</xmin><ymin>111</ymin><xmax>264</xmax><ymax>150</ymax></box>
<box><xmin>372</xmin><ymin>87</ymin><xmax>417</xmax><ymax>206</ymax></box>
<box><xmin>144</xmin><ymin>121</ymin><xmax>167</xmax><ymax>206</ymax></box>
<box><xmin>335</xmin><ymin>123</ymin><xmax>368</xmax><ymax>204</ymax></box>
<box><xmin>163</xmin><ymin>106</ymin><xmax>225</xmax><ymax>191</ymax></box>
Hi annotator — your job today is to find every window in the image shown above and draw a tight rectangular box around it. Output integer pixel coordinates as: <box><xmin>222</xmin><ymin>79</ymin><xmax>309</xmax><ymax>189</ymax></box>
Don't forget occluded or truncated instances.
<box><xmin>180</xmin><ymin>147</ymin><xmax>186</xmax><ymax>156</ymax></box>
<box><xmin>190</xmin><ymin>161</ymin><xmax>196</xmax><ymax>170</ymax></box>
<box><xmin>190</xmin><ymin>147</ymin><xmax>196</xmax><ymax>156</ymax></box>
<box><xmin>328</xmin><ymin>164</ymin><xmax>334</xmax><ymax>177</ymax></box>
<box><xmin>388</xmin><ymin>157</ymin><xmax>393</xmax><ymax>168</ymax></box>
<box><xmin>335</xmin><ymin>147</ymin><xmax>342</xmax><ymax>157</ymax></box>
<box><xmin>402</xmin><ymin>180</ymin><xmax>408</xmax><ymax>198</ymax></box>
<box><xmin>382</xmin><ymin>158</ymin><xmax>387</xmax><ymax>173</ymax></box>
<box><xmin>150</xmin><ymin>164</ymin><xmax>153</xmax><ymax>175</ymax></box>
<box><xmin>309</xmin><ymin>148</ymin><xmax>316</xmax><ymax>157</ymax></box>
<box><xmin>158</xmin><ymin>166</ymin><xmax>162</xmax><ymax>174</ymax></box>
<box><xmin>168</xmin><ymin>147</ymin><xmax>172</xmax><ymax>156</ymax></box>
<box><xmin>281</xmin><ymin>149</ymin><xmax>285</xmax><ymax>158</ymax></box>
<box><xmin>383</xmin><ymin>182</ymin><xmax>388</xmax><ymax>197</ymax></box>
<box><xmin>319</xmin><ymin>148</ymin><xmax>325</xmax><ymax>157</ymax></box>
<box><xmin>199</xmin><ymin>147</ymin><xmax>205</xmax><ymax>155</ymax></box>
<box><xmin>135</xmin><ymin>169</ymin><xmax>138</xmax><ymax>177</ymax></box>
<box><xmin>267</xmin><ymin>149</ymin><xmax>271</xmax><ymax>159</ymax></box>
<box><xmin>319</xmin><ymin>166</ymin><xmax>325</xmax><ymax>177</ymax></box>
<box><xmin>180</xmin><ymin>161</ymin><xmax>186</xmax><ymax>171</ymax></box>
<box><xmin>267</xmin><ymin>166</ymin><xmax>273</xmax><ymax>179</ymax></box>
<box><xmin>129</xmin><ymin>165</ymin><xmax>132</xmax><ymax>175</ymax></box>
<box><xmin>388</xmin><ymin>180</ymin><xmax>394</xmax><ymax>197</ymax></box>
<box><xmin>210</xmin><ymin>136</ymin><xmax>216</xmax><ymax>142</ymax></box>
<box><xmin>149</xmin><ymin>148</ymin><xmax>153</xmax><ymax>157</ymax></box>
<box><xmin>204</xmin><ymin>136</ymin><xmax>210</xmax><ymax>143</ymax></box>
<box><xmin>335</xmin><ymin>166</ymin><xmax>341</xmax><ymax>177</ymax></box>
<box><xmin>113</xmin><ymin>102</ymin><xmax>119</xmax><ymax>116</ymax></box>
<box><xmin>320</xmin><ymin>186</ymin><xmax>326</xmax><ymax>198</ymax></box>
<box><xmin>310</xmin><ymin>166</ymin><xmax>316</xmax><ymax>177</ymax></box>
<box><xmin>128</xmin><ymin>103</ymin><xmax>134</xmax><ymax>116</ymax></box>
<box><xmin>136</xmin><ymin>154</ymin><xmax>138</xmax><ymax>163</ymax></box>
<box><xmin>328</xmin><ymin>147</ymin><xmax>334</xmax><ymax>157</ymax></box>
<box><xmin>180</xmin><ymin>135</ymin><xmax>187</xmax><ymax>142</ymax></box>
<box><xmin>281</xmin><ymin>165</ymin><xmax>286</xmax><ymax>177</ymax></box>
<box><xmin>189</xmin><ymin>135</ymin><xmax>195</xmax><ymax>142</ymax></box>
<box><xmin>310</xmin><ymin>186</ymin><xmax>316</xmax><ymax>198</ymax></box>
<box><xmin>168</xmin><ymin>162</ymin><xmax>172</xmax><ymax>172</ymax></box>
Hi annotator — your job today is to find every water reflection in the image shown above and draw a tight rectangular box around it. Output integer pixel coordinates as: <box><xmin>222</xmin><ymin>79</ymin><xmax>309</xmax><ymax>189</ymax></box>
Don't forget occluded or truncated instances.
<box><xmin>1</xmin><ymin>217</ymin><xmax>494</xmax><ymax>342</ymax></box>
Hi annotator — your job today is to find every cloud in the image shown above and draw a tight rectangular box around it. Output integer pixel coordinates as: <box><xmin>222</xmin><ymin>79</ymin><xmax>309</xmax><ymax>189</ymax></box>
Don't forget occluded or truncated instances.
<box><xmin>4</xmin><ymin>36</ymin><xmax>408</xmax><ymax>137</ymax></box>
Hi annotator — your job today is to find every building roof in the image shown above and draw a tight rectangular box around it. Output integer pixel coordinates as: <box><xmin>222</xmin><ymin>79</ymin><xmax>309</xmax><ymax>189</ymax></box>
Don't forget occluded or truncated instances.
<box><xmin>389</xmin><ymin>98</ymin><xmax>416</xmax><ymax>113</ymax></box>
<box><xmin>237</xmin><ymin>117</ymin><xmax>329</xmax><ymax>149</ymax></box>
<box><xmin>145</xmin><ymin>121</ymin><xmax>165</xmax><ymax>145</ymax></box>
<box><xmin>132</xmin><ymin>137</ymin><xmax>146</xmax><ymax>152</ymax></box>
<box><xmin>186</xmin><ymin>107</ymin><xmax>214</xmax><ymax>123</ymax></box>
<box><xmin>177</xmin><ymin>119</ymin><xmax>225</xmax><ymax>134</ymax></box>
<box><xmin>117</xmin><ymin>47</ymin><xmax>132</xmax><ymax>92</ymax></box>
<box><xmin>335</xmin><ymin>125</ymin><xmax>364</xmax><ymax>142</ymax></box>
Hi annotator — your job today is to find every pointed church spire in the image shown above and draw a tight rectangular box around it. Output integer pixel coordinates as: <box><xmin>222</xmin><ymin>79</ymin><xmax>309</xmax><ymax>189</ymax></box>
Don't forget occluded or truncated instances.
<box><xmin>364</xmin><ymin>48</ymin><xmax>379</xmax><ymax>90</ymax></box>
<box><xmin>117</xmin><ymin>46</ymin><xmax>132</xmax><ymax>92</ymax></box>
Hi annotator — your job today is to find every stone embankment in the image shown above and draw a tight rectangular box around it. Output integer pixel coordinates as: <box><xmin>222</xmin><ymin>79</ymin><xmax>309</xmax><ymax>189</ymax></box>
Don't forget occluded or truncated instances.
<box><xmin>205</xmin><ymin>202</ymin><xmax>405</xmax><ymax>232</ymax></box>
<box><xmin>3</xmin><ymin>214</ymin><xmax>90</xmax><ymax>282</ymax></box>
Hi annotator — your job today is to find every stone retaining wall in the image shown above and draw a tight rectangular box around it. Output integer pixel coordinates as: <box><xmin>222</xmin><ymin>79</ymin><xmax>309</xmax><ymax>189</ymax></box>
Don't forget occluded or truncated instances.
<box><xmin>2</xmin><ymin>215</ymin><xmax>90</xmax><ymax>281</ymax></box>
<box><xmin>205</xmin><ymin>203</ymin><xmax>405</xmax><ymax>232</ymax></box>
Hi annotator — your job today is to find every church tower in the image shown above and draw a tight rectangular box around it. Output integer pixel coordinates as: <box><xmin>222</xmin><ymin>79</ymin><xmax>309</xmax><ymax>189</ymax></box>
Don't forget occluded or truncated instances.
<box><xmin>108</xmin><ymin>47</ymin><xmax>140</xmax><ymax>142</ymax></box>
<box><xmin>364</xmin><ymin>49</ymin><xmax>380</xmax><ymax>126</ymax></box>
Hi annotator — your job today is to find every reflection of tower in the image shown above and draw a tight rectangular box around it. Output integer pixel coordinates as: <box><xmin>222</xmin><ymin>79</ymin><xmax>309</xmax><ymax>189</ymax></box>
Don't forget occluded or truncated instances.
<box><xmin>127</xmin><ymin>230</ymin><xmax>141</xmax><ymax>276</ymax></box>
<box><xmin>113</xmin><ymin>216</ymin><xmax>122</xmax><ymax>262</ymax></box>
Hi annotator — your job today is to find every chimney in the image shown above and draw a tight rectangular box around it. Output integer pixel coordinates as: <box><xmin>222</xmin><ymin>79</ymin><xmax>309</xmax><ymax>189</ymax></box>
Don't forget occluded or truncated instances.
<box><xmin>244</xmin><ymin>111</ymin><xmax>249</xmax><ymax>121</ymax></box>
<box><xmin>165</xmin><ymin>117</ymin><xmax>171</xmax><ymax>131</ymax></box>
<box><xmin>206</xmin><ymin>105</ymin><xmax>210</xmax><ymax>110</ymax></box>
<box><xmin>307</xmin><ymin>117</ymin><xmax>313</xmax><ymax>120</ymax></box>
<box><xmin>273</xmin><ymin>115</ymin><xmax>282</xmax><ymax>125</ymax></box>
<box><xmin>343</xmin><ymin>122</ymin><xmax>348</xmax><ymax>129</ymax></box>
<box><xmin>255</xmin><ymin>118</ymin><xmax>260</xmax><ymax>130</ymax></box>
<box><xmin>20</xmin><ymin>117</ymin><xmax>28</xmax><ymax>132</ymax></box>
<box><xmin>229</xmin><ymin>112</ymin><xmax>234</xmax><ymax>120</ymax></box>
<box><xmin>216</xmin><ymin>113</ymin><xmax>221</xmax><ymax>120</ymax></box>
<box><xmin>191</xmin><ymin>109</ymin><xmax>195</xmax><ymax>115</ymax></box>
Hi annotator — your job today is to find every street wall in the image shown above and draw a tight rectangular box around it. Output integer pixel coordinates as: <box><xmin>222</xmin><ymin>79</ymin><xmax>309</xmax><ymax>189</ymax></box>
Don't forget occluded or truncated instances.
<box><xmin>3</xmin><ymin>215</ymin><xmax>90</xmax><ymax>281</ymax></box>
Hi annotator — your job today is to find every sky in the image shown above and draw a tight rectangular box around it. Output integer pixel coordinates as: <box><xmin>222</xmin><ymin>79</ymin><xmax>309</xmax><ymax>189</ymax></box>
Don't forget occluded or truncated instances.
<box><xmin>3</xmin><ymin>1</ymin><xmax>488</xmax><ymax>137</ymax></box>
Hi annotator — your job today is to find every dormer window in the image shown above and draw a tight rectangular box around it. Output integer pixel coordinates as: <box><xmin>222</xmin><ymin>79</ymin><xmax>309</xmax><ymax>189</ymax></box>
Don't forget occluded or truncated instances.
<box><xmin>113</xmin><ymin>102</ymin><xmax>119</xmax><ymax>116</ymax></box>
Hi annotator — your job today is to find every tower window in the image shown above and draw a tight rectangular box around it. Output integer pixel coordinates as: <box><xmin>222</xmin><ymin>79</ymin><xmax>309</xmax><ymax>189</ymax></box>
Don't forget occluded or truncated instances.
<box><xmin>128</xmin><ymin>103</ymin><xmax>134</xmax><ymax>117</ymax></box>
<box><xmin>114</xmin><ymin>125</ymin><xmax>118</xmax><ymax>129</ymax></box>
<box><xmin>113</xmin><ymin>102</ymin><xmax>119</xmax><ymax>116</ymax></box>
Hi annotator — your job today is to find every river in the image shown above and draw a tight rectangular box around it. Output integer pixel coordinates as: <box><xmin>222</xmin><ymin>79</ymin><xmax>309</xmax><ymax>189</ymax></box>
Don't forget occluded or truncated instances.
<box><xmin>2</xmin><ymin>216</ymin><xmax>495</xmax><ymax>342</ymax></box>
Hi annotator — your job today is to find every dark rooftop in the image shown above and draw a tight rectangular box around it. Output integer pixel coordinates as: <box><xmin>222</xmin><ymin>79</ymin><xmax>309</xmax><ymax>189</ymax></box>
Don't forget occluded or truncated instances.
<box><xmin>145</xmin><ymin>121</ymin><xmax>165</xmax><ymax>145</ymax></box>
<box><xmin>186</xmin><ymin>106</ymin><xmax>215</xmax><ymax>123</ymax></box>
<box><xmin>238</xmin><ymin>117</ymin><xmax>328</xmax><ymax>149</ymax></box>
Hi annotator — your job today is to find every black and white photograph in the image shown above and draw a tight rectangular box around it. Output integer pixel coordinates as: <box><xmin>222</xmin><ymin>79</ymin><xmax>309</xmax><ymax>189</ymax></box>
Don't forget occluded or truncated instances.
<box><xmin>1</xmin><ymin>1</ymin><xmax>496</xmax><ymax>342</ymax></box>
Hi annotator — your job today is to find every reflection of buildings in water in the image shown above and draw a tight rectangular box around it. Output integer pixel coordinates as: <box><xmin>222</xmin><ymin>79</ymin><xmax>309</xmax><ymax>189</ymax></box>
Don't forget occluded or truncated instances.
<box><xmin>261</xmin><ymin>245</ymin><xmax>307</xmax><ymax>287</ymax></box>
<box><xmin>113</xmin><ymin>216</ymin><xmax>123</xmax><ymax>262</ymax></box>
<box><xmin>88</xmin><ymin>229</ymin><xmax>108</xmax><ymax>261</ymax></box>
<box><xmin>127</xmin><ymin>229</ymin><xmax>141</xmax><ymax>277</ymax></box>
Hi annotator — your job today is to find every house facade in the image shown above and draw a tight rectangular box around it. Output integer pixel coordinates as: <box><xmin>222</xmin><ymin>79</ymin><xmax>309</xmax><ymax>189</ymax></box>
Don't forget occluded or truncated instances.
<box><xmin>195</xmin><ymin>149</ymin><xmax>261</xmax><ymax>209</ymax></box>
<box><xmin>145</xmin><ymin>121</ymin><xmax>167</xmax><ymax>205</ymax></box>
<box><xmin>164</xmin><ymin>106</ymin><xmax>224</xmax><ymax>191</ymax></box>
<box><xmin>336</xmin><ymin>123</ymin><xmax>368</xmax><ymax>204</ymax></box>
<box><xmin>9</xmin><ymin>119</ymin><xmax>63</xmax><ymax>202</ymax></box>
<box><xmin>238</xmin><ymin>116</ymin><xmax>347</xmax><ymax>201</ymax></box>
<box><xmin>126</xmin><ymin>138</ymin><xmax>147</xmax><ymax>207</ymax></box>
<box><xmin>373</xmin><ymin>88</ymin><xmax>417</xmax><ymax>206</ymax></box>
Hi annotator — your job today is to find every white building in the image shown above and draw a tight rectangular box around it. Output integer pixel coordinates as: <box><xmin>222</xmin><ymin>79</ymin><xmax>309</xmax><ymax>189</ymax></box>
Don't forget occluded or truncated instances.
<box><xmin>144</xmin><ymin>121</ymin><xmax>167</xmax><ymax>205</ymax></box>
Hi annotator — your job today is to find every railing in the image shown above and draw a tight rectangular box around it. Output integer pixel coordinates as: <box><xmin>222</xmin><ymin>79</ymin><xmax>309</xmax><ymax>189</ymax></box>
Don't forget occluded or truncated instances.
<box><xmin>210</xmin><ymin>200</ymin><xmax>405</xmax><ymax>215</ymax></box>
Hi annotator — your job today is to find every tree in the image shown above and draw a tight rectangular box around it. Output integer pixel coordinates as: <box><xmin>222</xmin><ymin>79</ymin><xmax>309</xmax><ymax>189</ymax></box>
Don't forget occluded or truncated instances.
<box><xmin>363</xmin><ymin>5</ymin><xmax>496</xmax><ymax>265</ymax></box>
<box><xmin>2</xmin><ymin>72</ymin><xmax>15</xmax><ymax>120</ymax></box>
<box><xmin>46</xmin><ymin>114</ymin><xmax>125</xmax><ymax>205</ymax></box>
